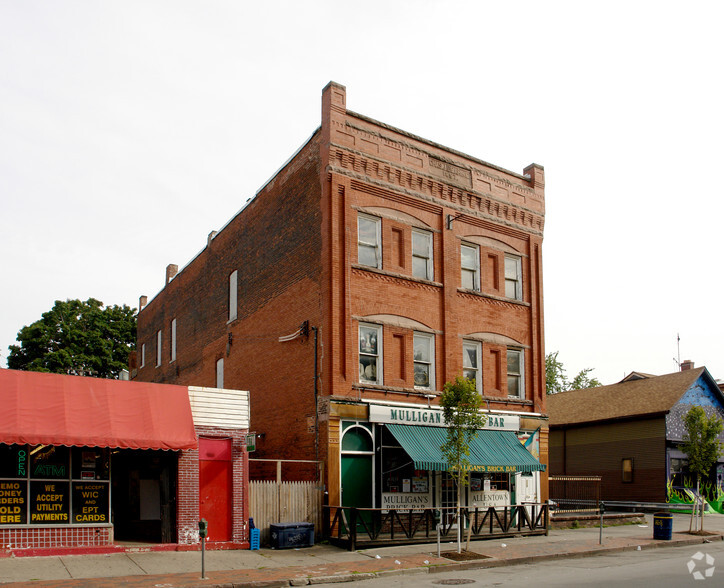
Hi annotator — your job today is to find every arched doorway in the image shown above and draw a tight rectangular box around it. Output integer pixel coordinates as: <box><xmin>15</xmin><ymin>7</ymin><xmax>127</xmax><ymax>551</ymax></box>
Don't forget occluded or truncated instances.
<box><xmin>340</xmin><ymin>425</ymin><xmax>374</xmax><ymax>516</ymax></box>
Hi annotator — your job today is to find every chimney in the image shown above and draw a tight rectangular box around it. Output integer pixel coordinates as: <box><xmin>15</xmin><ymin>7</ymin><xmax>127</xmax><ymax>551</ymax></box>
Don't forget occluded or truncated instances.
<box><xmin>139</xmin><ymin>295</ymin><xmax>148</xmax><ymax>310</ymax></box>
<box><xmin>524</xmin><ymin>163</ymin><xmax>545</xmax><ymax>191</ymax></box>
<box><xmin>166</xmin><ymin>264</ymin><xmax>178</xmax><ymax>285</ymax></box>
<box><xmin>681</xmin><ymin>359</ymin><xmax>694</xmax><ymax>371</ymax></box>
<box><xmin>207</xmin><ymin>230</ymin><xmax>217</xmax><ymax>247</ymax></box>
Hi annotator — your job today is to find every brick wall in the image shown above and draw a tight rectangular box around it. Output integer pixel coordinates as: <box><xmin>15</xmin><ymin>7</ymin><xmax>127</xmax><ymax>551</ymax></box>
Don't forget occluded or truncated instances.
<box><xmin>0</xmin><ymin>525</ymin><xmax>113</xmax><ymax>550</ymax></box>
<box><xmin>177</xmin><ymin>426</ymin><xmax>249</xmax><ymax>545</ymax></box>
<box><xmin>136</xmin><ymin>132</ymin><xmax>323</xmax><ymax>466</ymax></box>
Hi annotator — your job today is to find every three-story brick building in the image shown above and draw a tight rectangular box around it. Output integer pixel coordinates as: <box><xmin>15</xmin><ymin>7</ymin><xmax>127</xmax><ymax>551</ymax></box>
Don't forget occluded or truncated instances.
<box><xmin>134</xmin><ymin>82</ymin><xmax>548</xmax><ymax>515</ymax></box>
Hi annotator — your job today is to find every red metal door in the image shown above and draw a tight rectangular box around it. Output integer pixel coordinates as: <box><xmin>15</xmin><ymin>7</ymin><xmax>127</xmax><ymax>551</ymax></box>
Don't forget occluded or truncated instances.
<box><xmin>199</xmin><ymin>438</ymin><xmax>232</xmax><ymax>542</ymax></box>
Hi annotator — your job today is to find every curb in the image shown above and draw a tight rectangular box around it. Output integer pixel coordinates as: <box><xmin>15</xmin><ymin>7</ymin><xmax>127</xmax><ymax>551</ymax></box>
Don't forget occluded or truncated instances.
<box><xmin>308</xmin><ymin>573</ymin><xmax>377</xmax><ymax>584</ymax></box>
<box><xmin>191</xmin><ymin>534</ymin><xmax>724</xmax><ymax>587</ymax></box>
<box><xmin>427</xmin><ymin>534</ymin><xmax>724</xmax><ymax>574</ymax></box>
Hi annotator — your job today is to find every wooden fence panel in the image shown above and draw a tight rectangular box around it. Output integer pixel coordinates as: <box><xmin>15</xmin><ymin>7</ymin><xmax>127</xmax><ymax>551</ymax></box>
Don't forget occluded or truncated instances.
<box><xmin>249</xmin><ymin>481</ymin><xmax>323</xmax><ymax>545</ymax></box>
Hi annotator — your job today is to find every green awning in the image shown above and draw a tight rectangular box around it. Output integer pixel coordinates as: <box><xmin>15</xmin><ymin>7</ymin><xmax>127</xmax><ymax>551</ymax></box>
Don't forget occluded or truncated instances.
<box><xmin>386</xmin><ymin>424</ymin><xmax>546</xmax><ymax>473</ymax></box>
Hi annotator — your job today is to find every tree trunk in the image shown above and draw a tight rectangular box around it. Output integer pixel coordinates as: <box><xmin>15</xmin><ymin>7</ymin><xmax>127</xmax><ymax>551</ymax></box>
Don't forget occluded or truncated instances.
<box><xmin>700</xmin><ymin>478</ymin><xmax>705</xmax><ymax>532</ymax></box>
<box><xmin>456</xmin><ymin>479</ymin><xmax>462</xmax><ymax>553</ymax></box>
<box><xmin>465</xmin><ymin>505</ymin><xmax>474</xmax><ymax>551</ymax></box>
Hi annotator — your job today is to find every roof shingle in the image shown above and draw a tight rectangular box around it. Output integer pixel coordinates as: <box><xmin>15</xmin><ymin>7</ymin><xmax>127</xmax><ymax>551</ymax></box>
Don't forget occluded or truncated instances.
<box><xmin>548</xmin><ymin>367</ymin><xmax>705</xmax><ymax>427</ymax></box>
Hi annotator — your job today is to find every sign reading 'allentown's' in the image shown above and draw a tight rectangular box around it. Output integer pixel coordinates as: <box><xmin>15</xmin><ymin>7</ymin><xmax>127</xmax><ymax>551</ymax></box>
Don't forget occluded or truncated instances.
<box><xmin>368</xmin><ymin>404</ymin><xmax>519</xmax><ymax>431</ymax></box>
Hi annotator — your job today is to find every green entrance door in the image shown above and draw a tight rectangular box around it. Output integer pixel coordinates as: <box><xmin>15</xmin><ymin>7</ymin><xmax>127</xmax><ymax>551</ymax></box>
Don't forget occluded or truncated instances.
<box><xmin>341</xmin><ymin>455</ymin><xmax>372</xmax><ymax>509</ymax></box>
<box><xmin>340</xmin><ymin>426</ymin><xmax>374</xmax><ymax>534</ymax></box>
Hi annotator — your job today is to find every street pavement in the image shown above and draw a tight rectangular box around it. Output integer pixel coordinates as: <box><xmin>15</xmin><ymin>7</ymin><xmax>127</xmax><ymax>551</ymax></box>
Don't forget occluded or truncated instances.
<box><xmin>1</xmin><ymin>513</ymin><xmax>723</xmax><ymax>587</ymax></box>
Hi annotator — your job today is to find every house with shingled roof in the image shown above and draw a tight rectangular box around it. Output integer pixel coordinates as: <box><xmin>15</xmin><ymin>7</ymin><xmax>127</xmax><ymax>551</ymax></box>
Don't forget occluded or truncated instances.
<box><xmin>548</xmin><ymin>364</ymin><xmax>724</xmax><ymax>502</ymax></box>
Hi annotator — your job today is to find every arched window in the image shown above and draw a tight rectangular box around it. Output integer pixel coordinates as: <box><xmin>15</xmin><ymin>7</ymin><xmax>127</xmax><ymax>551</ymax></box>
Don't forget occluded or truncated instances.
<box><xmin>341</xmin><ymin>426</ymin><xmax>373</xmax><ymax>453</ymax></box>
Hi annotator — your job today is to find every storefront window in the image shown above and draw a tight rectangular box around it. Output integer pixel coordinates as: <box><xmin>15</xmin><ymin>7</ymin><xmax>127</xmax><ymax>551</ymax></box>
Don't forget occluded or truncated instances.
<box><xmin>30</xmin><ymin>480</ymin><xmax>70</xmax><ymax>524</ymax></box>
<box><xmin>31</xmin><ymin>446</ymin><xmax>69</xmax><ymax>479</ymax></box>
<box><xmin>0</xmin><ymin>444</ymin><xmax>110</xmax><ymax>527</ymax></box>
<box><xmin>71</xmin><ymin>447</ymin><xmax>110</xmax><ymax>480</ymax></box>
<box><xmin>669</xmin><ymin>457</ymin><xmax>688</xmax><ymax>487</ymax></box>
<box><xmin>470</xmin><ymin>472</ymin><xmax>510</xmax><ymax>492</ymax></box>
<box><xmin>380</xmin><ymin>427</ymin><xmax>430</xmax><ymax>507</ymax></box>
<box><xmin>468</xmin><ymin>472</ymin><xmax>511</xmax><ymax>509</ymax></box>
<box><xmin>382</xmin><ymin>446</ymin><xmax>415</xmax><ymax>493</ymax></box>
<box><xmin>0</xmin><ymin>444</ymin><xmax>28</xmax><ymax>479</ymax></box>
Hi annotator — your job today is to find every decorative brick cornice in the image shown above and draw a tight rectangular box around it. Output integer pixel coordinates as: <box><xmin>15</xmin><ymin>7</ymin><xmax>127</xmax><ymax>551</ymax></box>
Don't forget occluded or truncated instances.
<box><xmin>329</xmin><ymin>146</ymin><xmax>544</xmax><ymax>236</ymax></box>
<box><xmin>457</xmin><ymin>289</ymin><xmax>530</xmax><ymax>311</ymax></box>
<box><xmin>351</xmin><ymin>265</ymin><xmax>442</xmax><ymax>293</ymax></box>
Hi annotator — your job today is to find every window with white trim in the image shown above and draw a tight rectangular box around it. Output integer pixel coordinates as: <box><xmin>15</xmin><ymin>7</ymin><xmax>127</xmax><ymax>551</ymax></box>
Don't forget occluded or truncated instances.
<box><xmin>504</xmin><ymin>255</ymin><xmax>522</xmax><ymax>300</ymax></box>
<box><xmin>140</xmin><ymin>343</ymin><xmax>146</xmax><ymax>368</ymax></box>
<box><xmin>413</xmin><ymin>332</ymin><xmax>435</xmax><ymax>390</ymax></box>
<box><xmin>170</xmin><ymin>318</ymin><xmax>177</xmax><ymax>362</ymax></box>
<box><xmin>156</xmin><ymin>330</ymin><xmax>162</xmax><ymax>367</ymax></box>
<box><xmin>358</xmin><ymin>215</ymin><xmax>381</xmax><ymax>269</ymax></box>
<box><xmin>461</xmin><ymin>243</ymin><xmax>479</xmax><ymax>291</ymax></box>
<box><xmin>507</xmin><ymin>348</ymin><xmax>524</xmax><ymax>398</ymax></box>
<box><xmin>229</xmin><ymin>270</ymin><xmax>238</xmax><ymax>322</ymax></box>
<box><xmin>463</xmin><ymin>340</ymin><xmax>482</xmax><ymax>392</ymax></box>
<box><xmin>359</xmin><ymin>324</ymin><xmax>382</xmax><ymax>384</ymax></box>
<box><xmin>216</xmin><ymin>357</ymin><xmax>224</xmax><ymax>389</ymax></box>
<box><xmin>412</xmin><ymin>229</ymin><xmax>433</xmax><ymax>280</ymax></box>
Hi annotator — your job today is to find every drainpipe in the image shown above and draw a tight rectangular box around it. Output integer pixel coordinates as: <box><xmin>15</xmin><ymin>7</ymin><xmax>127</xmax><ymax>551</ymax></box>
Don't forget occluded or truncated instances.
<box><xmin>312</xmin><ymin>326</ymin><xmax>319</xmax><ymax>467</ymax></box>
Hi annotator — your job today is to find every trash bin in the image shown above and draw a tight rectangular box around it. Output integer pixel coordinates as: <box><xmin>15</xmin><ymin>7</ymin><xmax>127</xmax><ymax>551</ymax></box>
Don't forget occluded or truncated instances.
<box><xmin>269</xmin><ymin>522</ymin><xmax>314</xmax><ymax>549</ymax></box>
<box><xmin>653</xmin><ymin>512</ymin><xmax>673</xmax><ymax>540</ymax></box>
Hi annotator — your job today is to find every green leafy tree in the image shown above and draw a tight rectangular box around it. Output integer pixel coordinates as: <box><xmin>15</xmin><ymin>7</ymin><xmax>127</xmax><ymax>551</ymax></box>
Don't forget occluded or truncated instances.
<box><xmin>7</xmin><ymin>298</ymin><xmax>136</xmax><ymax>379</ymax></box>
<box><xmin>439</xmin><ymin>376</ymin><xmax>486</xmax><ymax>552</ymax></box>
<box><xmin>679</xmin><ymin>405</ymin><xmax>724</xmax><ymax>531</ymax></box>
<box><xmin>545</xmin><ymin>351</ymin><xmax>602</xmax><ymax>394</ymax></box>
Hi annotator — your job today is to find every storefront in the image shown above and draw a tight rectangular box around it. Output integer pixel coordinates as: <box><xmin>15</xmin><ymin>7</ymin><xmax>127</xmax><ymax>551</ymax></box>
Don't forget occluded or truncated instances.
<box><xmin>0</xmin><ymin>369</ymin><xmax>250</xmax><ymax>552</ymax></box>
<box><xmin>338</xmin><ymin>401</ymin><xmax>545</xmax><ymax>514</ymax></box>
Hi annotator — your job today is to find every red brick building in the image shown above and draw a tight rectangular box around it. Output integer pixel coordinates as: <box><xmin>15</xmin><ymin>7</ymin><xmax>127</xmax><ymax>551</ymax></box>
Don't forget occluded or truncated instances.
<box><xmin>135</xmin><ymin>82</ymin><xmax>548</xmax><ymax>517</ymax></box>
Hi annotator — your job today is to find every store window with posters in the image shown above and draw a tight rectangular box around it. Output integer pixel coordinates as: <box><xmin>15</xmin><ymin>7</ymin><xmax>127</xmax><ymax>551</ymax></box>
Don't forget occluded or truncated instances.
<box><xmin>0</xmin><ymin>444</ymin><xmax>110</xmax><ymax>526</ymax></box>
<box><xmin>380</xmin><ymin>427</ymin><xmax>431</xmax><ymax>508</ymax></box>
<box><xmin>468</xmin><ymin>471</ymin><xmax>510</xmax><ymax>508</ymax></box>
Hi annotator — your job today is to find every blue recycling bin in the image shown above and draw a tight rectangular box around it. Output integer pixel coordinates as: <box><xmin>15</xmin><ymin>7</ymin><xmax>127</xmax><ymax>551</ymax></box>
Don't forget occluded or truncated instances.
<box><xmin>269</xmin><ymin>522</ymin><xmax>314</xmax><ymax>549</ymax></box>
<box><xmin>653</xmin><ymin>512</ymin><xmax>673</xmax><ymax>540</ymax></box>
<box><xmin>250</xmin><ymin>528</ymin><xmax>260</xmax><ymax>550</ymax></box>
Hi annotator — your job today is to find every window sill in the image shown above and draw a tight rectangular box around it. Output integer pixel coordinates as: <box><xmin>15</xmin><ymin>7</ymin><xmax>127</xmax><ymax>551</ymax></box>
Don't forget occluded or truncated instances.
<box><xmin>505</xmin><ymin>397</ymin><xmax>532</xmax><ymax>405</ymax></box>
<box><xmin>353</xmin><ymin>383</ymin><xmax>440</xmax><ymax>397</ymax></box>
<box><xmin>482</xmin><ymin>395</ymin><xmax>532</xmax><ymax>406</ymax></box>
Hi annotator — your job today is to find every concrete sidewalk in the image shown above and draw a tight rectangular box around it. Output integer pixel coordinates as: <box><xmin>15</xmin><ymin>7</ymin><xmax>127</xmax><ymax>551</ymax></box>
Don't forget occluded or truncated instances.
<box><xmin>1</xmin><ymin>513</ymin><xmax>723</xmax><ymax>587</ymax></box>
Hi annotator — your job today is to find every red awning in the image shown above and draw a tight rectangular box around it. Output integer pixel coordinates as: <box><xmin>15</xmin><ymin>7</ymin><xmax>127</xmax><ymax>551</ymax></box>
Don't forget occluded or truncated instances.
<box><xmin>0</xmin><ymin>369</ymin><xmax>197</xmax><ymax>450</ymax></box>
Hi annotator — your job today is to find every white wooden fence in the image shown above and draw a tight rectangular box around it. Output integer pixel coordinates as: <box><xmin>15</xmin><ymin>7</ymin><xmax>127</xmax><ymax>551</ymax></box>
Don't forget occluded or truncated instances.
<box><xmin>249</xmin><ymin>480</ymin><xmax>324</xmax><ymax>545</ymax></box>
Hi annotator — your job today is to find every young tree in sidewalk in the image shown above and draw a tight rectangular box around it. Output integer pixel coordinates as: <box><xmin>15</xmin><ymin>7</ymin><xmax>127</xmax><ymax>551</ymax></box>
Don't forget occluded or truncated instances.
<box><xmin>680</xmin><ymin>406</ymin><xmax>723</xmax><ymax>532</ymax></box>
<box><xmin>7</xmin><ymin>298</ymin><xmax>136</xmax><ymax>379</ymax></box>
<box><xmin>440</xmin><ymin>376</ymin><xmax>486</xmax><ymax>553</ymax></box>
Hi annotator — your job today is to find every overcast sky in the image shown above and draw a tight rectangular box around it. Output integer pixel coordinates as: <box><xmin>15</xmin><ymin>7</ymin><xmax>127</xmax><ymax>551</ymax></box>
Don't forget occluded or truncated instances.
<box><xmin>1</xmin><ymin>1</ymin><xmax>722</xmax><ymax>385</ymax></box>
